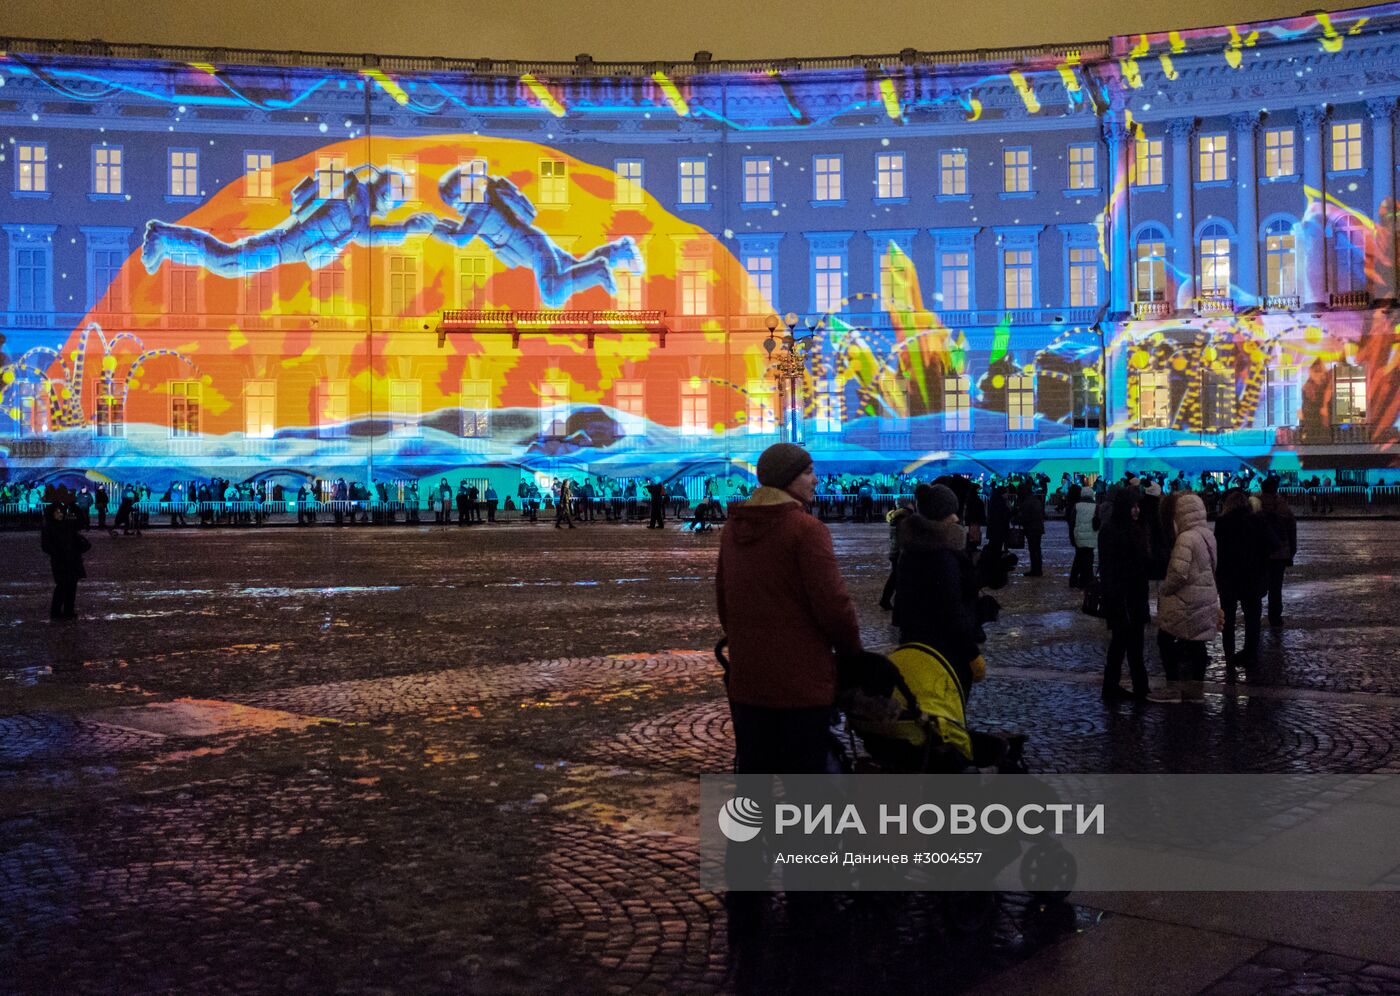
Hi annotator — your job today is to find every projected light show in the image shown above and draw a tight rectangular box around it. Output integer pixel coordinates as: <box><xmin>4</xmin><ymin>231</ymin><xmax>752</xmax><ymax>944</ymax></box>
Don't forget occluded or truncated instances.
<box><xmin>3</xmin><ymin>3</ymin><xmax>1400</xmax><ymax>489</ymax></box>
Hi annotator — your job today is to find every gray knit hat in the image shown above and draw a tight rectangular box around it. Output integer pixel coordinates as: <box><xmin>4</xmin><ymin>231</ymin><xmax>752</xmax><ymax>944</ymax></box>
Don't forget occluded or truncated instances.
<box><xmin>755</xmin><ymin>442</ymin><xmax>813</xmax><ymax>489</ymax></box>
<box><xmin>915</xmin><ymin>482</ymin><xmax>960</xmax><ymax>521</ymax></box>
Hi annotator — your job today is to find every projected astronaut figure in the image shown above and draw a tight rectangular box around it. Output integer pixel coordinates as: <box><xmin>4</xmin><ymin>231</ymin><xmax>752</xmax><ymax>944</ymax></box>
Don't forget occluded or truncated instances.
<box><xmin>139</xmin><ymin>166</ymin><xmax>436</xmax><ymax>276</ymax></box>
<box><xmin>433</xmin><ymin>167</ymin><xmax>643</xmax><ymax>307</ymax></box>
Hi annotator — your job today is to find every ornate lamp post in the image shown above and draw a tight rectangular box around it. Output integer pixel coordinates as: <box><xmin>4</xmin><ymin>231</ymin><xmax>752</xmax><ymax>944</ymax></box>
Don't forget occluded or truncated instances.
<box><xmin>765</xmin><ymin>312</ymin><xmax>820</xmax><ymax>443</ymax></box>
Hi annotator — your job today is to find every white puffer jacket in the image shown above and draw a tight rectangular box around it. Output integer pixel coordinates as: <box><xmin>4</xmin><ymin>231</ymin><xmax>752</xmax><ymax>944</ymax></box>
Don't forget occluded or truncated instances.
<box><xmin>1071</xmin><ymin>499</ymin><xmax>1098</xmax><ymax>550</ymax></box>
<box><xmin>1156</xmin><ymin>493</ymin><xmax>1220</xmax><ymax>641</ymax></box>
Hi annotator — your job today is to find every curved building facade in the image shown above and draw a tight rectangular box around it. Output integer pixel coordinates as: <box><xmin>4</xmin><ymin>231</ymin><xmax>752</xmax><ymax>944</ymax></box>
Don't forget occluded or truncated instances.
<box><xmin>2</xmin><ymin>5</ymin><xmax>1400</xmax><ymax>488</ymax></box>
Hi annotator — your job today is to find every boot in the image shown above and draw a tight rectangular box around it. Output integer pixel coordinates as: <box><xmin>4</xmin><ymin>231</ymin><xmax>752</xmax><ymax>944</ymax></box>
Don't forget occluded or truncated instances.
<box><xmin>1180</xmin><ymin>680</ymin><xmax>1206</xmax><ymax>702</ymax></box>
<box><xmin>1146</xmin><ymin>680</ymin><xmax>1182</xmax><ymax>704</ymax></box>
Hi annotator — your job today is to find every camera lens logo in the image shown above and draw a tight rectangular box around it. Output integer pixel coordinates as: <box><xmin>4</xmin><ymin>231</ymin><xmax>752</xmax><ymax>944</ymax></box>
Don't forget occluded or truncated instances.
<box><xmin>717</xmin><ymin>797</ymin><xmax>764</xmax><ymax>843</ymax></box>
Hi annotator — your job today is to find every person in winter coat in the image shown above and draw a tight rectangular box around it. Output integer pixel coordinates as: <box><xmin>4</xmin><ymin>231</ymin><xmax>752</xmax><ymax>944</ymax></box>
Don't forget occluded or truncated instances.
<box><xmin>985</xmin><ymin>486</ymin><xmax>1012</xmax><ymax>558</ymax></box>
<box><xmin>1214</xmin><ymin>489</ymin><xmax>1269</xmax><ymax>669</ymax></box>
<box><xmin>1013</xmin><ymin>481</ymin><xmax>1045</xmax><ymax>577</ymax></box>
<box><xmin>1257</xmin><ymin>477</ymin><xmax>1297</xmax><ymax>626</ymax></box>
<box><xmin>1068</xmin><ymin>486</ymin><xmax>1099</xmax><ymax>590</ymax></box>
<box><xmin>1152</xmin><ymin>492</ymin><xmax>1220</xmax><ymax>703</ymax></box>
<box><xmin>1139</xmin><ymin>480</ymin><xmax>1169</xmax><ymax>580</ymax></box>
<box><xmin>716</xmin><ymin>442</ymin><xmax>862</xmax><ymax>775</ymax></box>
<box><xmin>878</xmin><ymin>500</ymin><xmax>913</xmax><ymax>611</ymax></box>
<box><xmin>41</xmin><ymin>503</ymin><xmax>90</xmax><ymax>619</ymax></box>
<box><xmin>1097</xmin><ymin>488</ymin><xmax>1151</xmax><ymax>701</ymax></box>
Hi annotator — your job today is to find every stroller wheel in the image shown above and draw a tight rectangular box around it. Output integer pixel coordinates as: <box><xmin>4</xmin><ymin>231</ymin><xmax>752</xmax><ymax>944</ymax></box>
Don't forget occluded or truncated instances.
<box><xmin>1020</xmin><ymin>842</ymin><xmax>1076</xmax><ymax>901</ymax></box>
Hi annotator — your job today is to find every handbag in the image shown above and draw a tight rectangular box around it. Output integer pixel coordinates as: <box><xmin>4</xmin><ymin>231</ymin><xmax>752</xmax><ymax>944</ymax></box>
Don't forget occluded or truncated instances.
<box><xmin>1081</xmin><ymin>578</ymin><xmax>1107</xmax><ymax>618</ymax></box>
<box><xmin>1006</xmin><ymin>525</ymin><xmax>1026</xmax><ymax>549</ymax></box>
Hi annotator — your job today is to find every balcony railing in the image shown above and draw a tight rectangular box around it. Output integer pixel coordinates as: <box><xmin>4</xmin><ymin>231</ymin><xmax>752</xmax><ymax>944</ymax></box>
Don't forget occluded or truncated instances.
<box><xmin>1193</xmin><ymin>296</ymin><xmax>1235</xmax><ymax>317</ymax></box>
<box><xmin>1131</xmin><ymin>300</ymin><xmax>1172</xmax><ymax>319</ymax></box>
<box><xmin>1264</xmin><ymin>294</ymin><xmax>1301</xmax><ymax>312</ymax></box>
<box><xmin>1329</xmin><ymin>290</ymin><xmax>1371</xmax><ymax>310</ymax></box>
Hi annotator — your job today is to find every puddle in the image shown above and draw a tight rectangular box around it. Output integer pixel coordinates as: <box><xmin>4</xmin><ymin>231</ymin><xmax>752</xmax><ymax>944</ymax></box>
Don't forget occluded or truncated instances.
<box><xmin>232</xmin><ymin>586</ymin><xmax>403</xmax><ymax>597</ymax></box>
<box><xmin>83</xmin><ymin>698</ymin><xmax>333</xmax><ymax>737</ymax></box>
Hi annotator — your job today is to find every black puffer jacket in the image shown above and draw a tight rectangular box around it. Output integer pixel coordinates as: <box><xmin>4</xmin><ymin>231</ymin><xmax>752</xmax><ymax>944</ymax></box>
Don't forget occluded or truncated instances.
<box><xmin>893</xmin><ymin>515</ymin><xmax>981</xmax><ymax>671</ymax></box>
<box><xmin>1097</xmin><ymin>491</ymin><xmax>1151</xmax><ymax>623</ymax></box>
<box><xmin>1214</xmin><ymin>506</ymin><xmax>1270</xmax><ymax>599</ymax></box>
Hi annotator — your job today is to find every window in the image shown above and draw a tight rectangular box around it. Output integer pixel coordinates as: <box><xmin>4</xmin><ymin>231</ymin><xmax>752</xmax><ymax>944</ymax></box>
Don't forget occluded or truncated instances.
<box><xmin>876</xmin><ymin>152</ymin><xmax>905</xmax><ymax>199</ymax></box>
<box><xmin>318</xmin><ymin>380</ymin><xmax>348</xmax><ymax>439</ymax></box>
<box><xmin>95</xmin><ymin>391</ymin><xmax>123</xmax><ymax>438</ymax></box>
<box><xmin>615</xmin><ymin>267</ymin><xmax>643</xmax><ymax>311</ymax></box>
<box><xmin>939</xmin><ymin>149</ymin><xmax>968</xmax><ymax>196</ymax></box>
<box><xmin>681</xmin><ymin>379</ymin><xmax>710</xmax><ymax>436</ymax></box>
<box><xmin>169</xmin><ymin>150</ymin><xmax>199</xmax><ymax>198</ymax></box>
<box><xmin>943</xmin><ymin>373</ymin><xmax>971</xmax><ymax>432</ymax></box>
<box><xmin>461</xmin><ymin>379</ymin><xmax>491</xmax><ymax>437</ymax></box>
<box><xmin>168</xmin><ymin>249</ymin><xmax>200</xmax><ymax>314</ymax></box>
<box><xmin>459</xmin><ymin>159</ymin><xmax>488</xmax><ymax>204</ymax></box>
<box><xmin>615</xmin><ymin>159</ymin><xmax>643</xmax><ymax>206</ymax></box>
<box><xmin>679</xmin><ymin>158</ymin><xmax>707</xmax><ymax>205</ymax></box>
<box><xmin>939</xmin><ymin>251</ymin><xmax>971</xmax><ymax>310</ymax></box>
<box><xmin>539</xmin><ymin>159</ymin><xmax>567</xmax><ymax>206</ymax></box>
<box><xmin>814</xmin><ymin>253</ymin><xmax>844</xmax><ymax>313</ymax></box>
<box><xmin>813</xmin><ymin>155</ymin><xmax>842</xmax><ymax>201</ymax></box>
<box><xmin>12</xmin><ymin>240</ymin><xmax>53</xmax><ymax>314</ymax></box>
<box><xmin>1135</xmin><ymin>229</ymin><xmax>1168</xmax><ymax>302</ymax></box>
<box><xmin>1265</xmin><ymin>219</ymin><xmax>1298</xmax><ymax>298</ymax></box>
<box><xmin>1136</xmin><ymin>369</ymin><xmax>1172</xmax><ymax>428</ymax></box>
<box><xmin>1068</xmin><ymin>246</ymin><xmax>1098</xmax><ymax>307</ymax></box>
<box><xmin>1265</xmin><ymin>363</ymin><xmax>1299</xmax><ymax>427</ymax></box>
<box><xmin>1007</xmin><ymin>374</ymin><xmax>1035</xmax><ymax>430</ymax></box>
<box><xmin>744</xmin><ymin>253</ymin><xmax>774</xmax><ymax>315</ymax></box>
<box><xmin>746</xmin><ymin>380</ymin><xmax>777</xmax><ymax>435</ymax></box>
<box><xmin>1264</xmin><ymin>129</ymin><xmax>1295</xmax><ymax>178</ymax></box>
<box><xmin>878</xmin><ymin>372</ymin><xmax>908</xmax><ymax>428</ymax></box>
<box><xmin>389</xmin><ymin>379</ymin><xmax>421</xmax><ymax>435</ymax></box>
<box><xmin>1067</xmin><ymin>145</ymin><xmax>1096</xmax><ymax>190</ymax></box>
<box><xmin>243</xmin><ymin>248</ymin><xmax>276</xmax><ymax>315</ymax></box>
<box><xmin>1198</xmin><ymin>134</ymin><xmax>1229</xmax><ymax>182</ymax></box>
<box><xmin>387</xmin><ymin>154</ymin><xmax>418</xmax><ymax>202</ymax></box>
<box><xmin>743</xmin><ymin>158</ymin><xmax>773</xmax><ymax>204</ymax></box>
<box><xmin>170</xmin><ymin>380</ymin><xmax>201</xmax><ymax>437</ymax></box>
<box><xmin>244</xmin><ymin>151</ymin><xmax>274</xmax><ymax>198</ymax></box>
<box><xmin>540</xmin><ymin>380</ymin><xmax>569</xmax><ymax>437</ymax></box>
<box><xmin>1334</xmin><ymin>364</ymin><xmax>1367</xmax><ymax>422</ymax></box>
<box><xmin>318</xmin><ymin>154</ymin><xmax>347</xmax><ymax>199</ymax></box>
<box><xmin>1003</xmin><ymin>148</ymin><xmax>1031</xmax><ymax>193</ymax></box>
<box><xmin>1331</xmin><ymin>121</ymin><xmax>1363</xmax><ymax>172</ymax></box>
<box><xmin>17</xmin><ymin>143</ymin><xmax>47</xmax><ymax>193</ymax></box>
<box><xmin>1199</xmin><ymin>223</ymin><xmax>1231</xmax><ymax>297</ymax></box>
<box><xmin>458</xmin><ymin>254</ymin><xmax>488</xmax><ymax>308</ymax></box>
<box><xmin>313</xmin><ymin>257</ymin><xmax>349</xmax><ymax>315</ymax></box>
<box><xmin>244</xmin><ymin>380</ymin><xmax>276</xmax><ymax>439</ymax></box>
<box><xmin>1072</xmin><ymin>370</ymin><xmax>1101</xmax><ymax>428</ymax></box>
<box><xmin>879</xmin><ymin>248</ymin><xmax>913</xmax><ymax>310</ymax></box>
<box><xmin>1133</xmin><ymin>136</ymin><xmax>1164</xmax><ymax>186</ymax></box>
<box><xmin>1331</xmin><ymin>214</ymin><xmax>1367</xmax><ymax>294</ymax></box>
<box><xmin>814</xmin><ymin>380</ymin><xmax>842</xmax><ymax>433</ymax></box>
<box><xmin>388</xmin><ymin>254</ymin><xmax>420</xmax><ymax>313</ymax></box>
<box><xmin>90</xmin><ymin>247</ymin><xmax>124</xmax><ymax>313</ymax></box>
<box><xmin>614</xmin><ymin>380</ymin><xmax>644</xmax><ymax>436</ymax></box>
<box><xmin>1200</xmin><ymin>370</ymin><xmax>1235</xmax><ymax>432</ymax></box>
<box><xmin>1003</xmin><ymin>249</ymin><xmax>1034</xmax><ymax>309</ymax></box>
<box><xmin>93</xmin><ymin>147</ymin><xmax>123</xmax><ymax>195</ymax></box>
<box><xmin>678</xmin><ymin>252</ymin><xmax>711</xmax><ymax>315</ymax></box>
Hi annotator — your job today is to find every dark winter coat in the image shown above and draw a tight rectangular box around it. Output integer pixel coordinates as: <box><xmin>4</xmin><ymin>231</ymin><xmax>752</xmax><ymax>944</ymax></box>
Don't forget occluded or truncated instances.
<box><xmin>1257</xmin><ymin>493</ymin><xmax>1298</xmax><ymax>566</ymax></box>
<box><xmin>1214</xmin><ymin>507</ymin><xmax>1270</xmax><ymax>599</ymax></box>
<box><xmin>41</xmin><ymin>513</ymin><xmax>90</xmax><ymax>581</ymax></box>
<box><xmin>1013</xmin><ymin>490</ymin><xmax>1045</xmax><ymax>536</ymax></box>
<box><xmin>1097</xmin><ymin>494</ymin><xmax>1151</xmax><ymax>624</ymax></box>
<box><xmin>893</xmin><ymin>514</ymin><xmax>981</xmax><ymax>671</ymax></box>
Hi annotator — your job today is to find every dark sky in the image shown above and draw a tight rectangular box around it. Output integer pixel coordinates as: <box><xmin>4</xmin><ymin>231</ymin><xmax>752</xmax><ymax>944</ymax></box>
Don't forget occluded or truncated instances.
<box><xmin>0</xmin><ymin>0</ymin><xmax>1320</xmax><ymax>62</ymax></box>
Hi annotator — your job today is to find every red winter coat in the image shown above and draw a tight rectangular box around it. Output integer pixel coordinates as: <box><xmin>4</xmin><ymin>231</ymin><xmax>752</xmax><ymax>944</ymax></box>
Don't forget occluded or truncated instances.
<box><xmin>716</xmin><ymin>488</ymin><xmax>862</xmax><ymax>708</ymax></box>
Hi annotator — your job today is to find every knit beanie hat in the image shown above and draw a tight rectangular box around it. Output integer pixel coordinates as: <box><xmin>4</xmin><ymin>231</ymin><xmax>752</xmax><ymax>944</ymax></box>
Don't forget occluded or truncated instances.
<box><xmin>756</xmin><ymin>442</ymin><xmax>813</xmax><ymax>489</ymax></box>
<box><xmin>915</xmin><ymin>482</ymin><xmax>960</xmax><ymax>521</ymax></box>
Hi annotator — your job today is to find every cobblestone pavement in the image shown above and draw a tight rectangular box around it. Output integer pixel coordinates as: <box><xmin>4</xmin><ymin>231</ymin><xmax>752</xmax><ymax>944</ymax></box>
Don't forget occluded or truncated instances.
<box><xmin>2</xmin><ymin>521</ymin><xmax>1399</xmax><ymax>993</ymax></box>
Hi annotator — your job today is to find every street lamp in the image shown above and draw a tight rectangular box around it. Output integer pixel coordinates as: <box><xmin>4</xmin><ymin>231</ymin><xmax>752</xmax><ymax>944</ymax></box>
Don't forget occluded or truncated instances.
<box><xmin>765</xmin><ymin>313</ymin><xmax>819</xmax><ymax>443</ymax></box>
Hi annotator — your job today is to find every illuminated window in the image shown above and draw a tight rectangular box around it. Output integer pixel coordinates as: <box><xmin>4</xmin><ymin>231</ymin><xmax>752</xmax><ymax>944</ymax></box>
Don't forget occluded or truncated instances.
<box><xmin>814</xmin><ymin>253</ymin><xmax>844</xmax><ymax>313</ymax></box>
<box><xmin>879</xmin><ymin>249</ymin><xmax>912</xmax><ymax>310</ymax></box>
<box><xmin>1334</xmin><ymin>363</ymin><xmax>1367</xmax><ymax>422</ymax></box>
<box><xmin>1265</xmin><ymin>363</ymin><xmax>1299</xmax><ymax>427</ymax></box>
<box><xmin>387</xmin><ymin>154</ymin><xmax>418</xmax><ymax>202</ymax></box>
<box><xmin>680</xmin><ymin>380</ymin><xmax>710</xmax><ymax>436</ymax></box>
<box><xmin>615</xmin><ymin>267</ymin><xmax>643</xmax><ymax>310</ymax></box>
<box><xmin>939</xmin><ymin>149</ymin><xmax>968</xmax><ymax>196</ymax></box>
<box><xmin>1067</xmin><ymin>144</ymin><xmax>1096</xmax><ymax>190</ymax></box>
<box><xmin>317</xmin><ymin>155</ymin><xmax>346</xmax><ymax>199</ymax></box>
<box><xmin>1072</xmin><ymin>370</ymin><xmax>1101</xmax><ymax>428</ymax></box>
<box><xmin>318</xmin><ymin>380</ymin><xmax>348</xmax><ymax>439</ymax></box>
<box><xmin>1133</xmin><ymin>136</ymin><xmax>1163</xmax><ymax>186</ymax></box>
<box><xmin>95</xmin><ymin>391</ymin><xmax>123</xmax><ymax>438</ymax></box>
<box><xmin>1003</xmin><ymin>148</ymin><xmax>1031</xmax><ymax>193</ymax></box>
<box><xmin>244</xmin><ymin>380</ymin><xmax>276</xmax><ymax>439</ymax></box>
<box><xmin>744</xmin><ymin>254</ymin><xmax>774</xmax><ymax>314</ymax></box>
<box><xmin>679</xmin><ymin>158</ymin><xmax>708</xmax><ymax>205</ymax></box>
<box><xmin>1331</xmin><ymin>121</ymin><xmax>1363</xmax><ymax>172</ymax></box>
<box><xmin>1068</xmin><ymin>246</ymin><xmax>1098</xmax><ymax>307</ymax></box>
<box><xmin>93</xmin><ymin>147</ymin><xmax>123</xmax><ymax>195</ymax></box>
<box><xmin>1007</xmin><ymin>374</ymin><xmax>1035</xmax><ymax>430</ymax></box>
<box><xmin>314</xmin><ymin>257</ymin><xmax>349</xmax><ymax>315</ymax></box>
<box><xmin>679</xmin><ymin>254</ymin><xmax>711</xmax><ymax>315</ymax></box>
<box><xmin>943</xmin><ymin>373</ymin><xmax>971</xmax><ymax>432</ymax></box>
<box><xmin>1002</xmin><ymin>249</ymin><xmax>1034</xmax><ymax>309</ymax></box>
<box><xmin>1264</xmin><ymin>129</ymin><xmax>1295</xmax><ymax>178</ymax></box>
<box><xmin>389</xmin><ymin>379</ymin><xmax>421</xmax><ymax>435</ymax></box>
<box><xmin>746</xmin><ymin>380</ymin><xmax>777</xmax><ymax>435</ymax></box>
<box><xmin>388</xmin><ymin>254</ymin><xmax>420</xmax><ymax>314</ymax></box>
<box><xmin>876</xmin><ymin>152</ymin><xmax>905</xmax><ymax>199</ymax></box>
<box><xmin>459</xmin><ymin>158</ymin><xmax>488</xmax><ymax>204</ymax></box>
<box><xmin>1200</xmin><ymin>370</ymin><xmax>1235</xmax><ymax>432</ymax></box>
<box><xmin>615</xmin><ymin>159</ymin><xmax>644</xmax><ymax>205</ymax></box>
<box><xmin>939</xmin><ymin>251</ymin><xmax>971</xmax><ymax>310</ymax></box>
<box><xmin>540</xmin><ymin>380</ymin><xmax>569</xmax><ymax>436</ymax></box>
<box><xmin>743</xmin><ymin>157</ymin><xmax>773</xmax><ymax>204</ymax></box>
<box><xmin>1265</xmin><ymin>219</ymin><xmax>1297</xmax><ymax>298</ymax></box>
<box><xmin>457</xmin><ymin>254</ymin><xmax>488</xmax><ymax>308</ymax></box>
<box><xmin>813</xmin><ymin>155</ymin><xmax>842</xmax><ymax>201</ymax></box>
<box><xmin>461</xmin><ymin>379</ymin><xmax>491</xmax><ymax>438</ymax></box>
<box><xmin>170</xmin><ymin>380</ymin><xmax>201</xmax><ymax>437</ymax></box>
<box><xmin>1198</xmin><ymin>223</ymin><xmax>1232</xmax><ymax>296</ymax></box>
<box><xmin>168</xmin><ymin>249</ymin><xmax>200</xmax><ymax>314</ymax></box>
<box><xmin>244</xmin><ymin>151</ymin><xmax>274</xmax><ymax>198</ymax></box>
<box><xmin>1331</xmin><ymin>214</ymin><xmax>1368</xmax><ymax>294</ymax></box>
<box><xmin>169</xmin><ymin>150</ymin><xmax>199</xmax><ymax>198</ymax></box>
<box><xmin>1198</xmin><ymin>134</ymin><xmax>1229</xmax><ymax>182</ymax></box>
<box><xmin>614</xmin><ymin>380</ymin><xmax>645</xmax><ymax>436</ymax></box>
<box><xmin>17</xmin><ymin>143</ymin><xmax>48</xmax><ymax>193</ymax></box>
<box><xmin>1135</xmin><ymin>369</ymin><xmax>1172</xmax><ymax>429</ymax></box>
<box><xmin>878</xmin><ymin>372</ymin><xmax>908</xmax><ymax>428</ymax></box>
<box><xmin>814</xmin><ymin>379</ymin><xmax>843</xmax><ymax>433</ymax></box>
<box><xmin>1134</xmin><ymin>229</ymin><xmax>1168</xmax><ymax>302</ymax></box>
<box><xmin>539</xmin><ymin>159</ymin><xmax>567</xmax><ymax>206</ymax></box>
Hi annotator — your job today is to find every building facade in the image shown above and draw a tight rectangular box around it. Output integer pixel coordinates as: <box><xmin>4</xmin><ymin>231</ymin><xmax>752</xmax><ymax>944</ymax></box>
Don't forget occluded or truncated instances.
<box><xmin>2</xmin><ymin>4</ymin><xmax>1399</xmax><ymax>487</ymax></box>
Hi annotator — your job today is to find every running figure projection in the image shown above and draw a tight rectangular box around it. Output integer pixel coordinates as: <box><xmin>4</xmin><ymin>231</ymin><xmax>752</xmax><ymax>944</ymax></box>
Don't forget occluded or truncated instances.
<box><xmin>140</xmin><ymin>165</ymin><xmax>436</xmax><ymax>275</ymax></box>
<box><xmin>432</xmin><ymin>166</ymin><xmax>642</xmax><ymax>307</ymax></box>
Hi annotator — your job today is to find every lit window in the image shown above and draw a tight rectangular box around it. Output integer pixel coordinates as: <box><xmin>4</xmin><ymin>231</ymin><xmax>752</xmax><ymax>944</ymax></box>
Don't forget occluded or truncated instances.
<box><xmin>244</xmin><ymin>151</ymin><xmax>273</xmax><ymax>198</ymax></box>
<box><xmin>1133</xmin><ymin>137</ymin><xmax>1163</xmax><ymax>186</ymax></box>
<box><xmin>1007</xmin><ymin>374</ymin><xmax>1035</xmax><ymax>430</ymax></box>
<box><xmin>1333</xmin><ymin>364</ymin><xmax>1367</xmax><ymax>422</ymax></box>
<box><xmin>1198</xmin><ymin>134</ymin><xmax>1229</xmax><ymax>183</ymax></box>
<box><xmin>614</xmin><ymin>268</ymin><xmax>643</xmax><ymax>311</ymax></box>
<box><xmin>1136</xmin><ymin>369</ymin><xmax>1172</xmax><ymax>429</ymax></box>
<box><xmin>939</xmin><ymin>149</ymin><xmax>968</xmax><ymax>196</ymax></box>
<box><xmin>17</xmin><ymin>143</ymin><xmax>47</xmax><ymax>193</ymax></box>
<box><xmin>318</xmin><ymin>155</ymin><xmax>346</xmax><ymax>199</ymax></box>
<box><xmin>1072</xmin><ymin>370</ymin><xmax>1101</xmax><ymax>428</ymax></box>
<box><xmin>743</xmin><ymin>158</ymin><xmax>773</xmax><ymax>204</ymax></box>
<box><xmin>93</xmin><ymin>147</ymin><xmax>123</xmax><ymax>195</ymax></box>
<box><xmin>744</xmin><ymin>254</ymin><xmax>774</xmax><ymax>315</ymax></box>
<box><xmin>1264</xmin><ymin>129</ymin><xmax>1295</xmax><ymax>178</ymax></box>
<box><xmin>814</xmin><ymin>254</ymin><xmax>844</xmax><ymax>313</ymax></box>
<box><xmin>944</xmin><ymin>373</ymin><xmax>971</xmax><ymax>432</ymax></box>
<box><xmin>879</xmin><ymin>248</ymin><xmax>913</xmax><ymax>310</ymax></box>
<box><xmin>1003</xmin><ymin>249</ymin><xmax>1033</xmax><ymax>309</ymax></box>
<box><xmin>460</xmin><ymin>159</ymin><xmax>488</xmax><ymax>204</ymax></box>
<box><xmin>388</xmin><ymin>254</ymin><xmax>420</xmax><ymax>314</ymax></box>
<box><xmin>170</xmin><ymin>380</ymin><xmax>202</xmax><ymax>437</ymax></box>
<box><xmin>314</xmin><ymin>258</ymin><xmax>349</xmax><ymax>315</ymax></box>
<box><xmin>1003</xmin><ymin>148</ymin><xmax>1031</xmax><ymax>193</ymax></box>
<box><xmin>1265</xmin><ymin>219</ymin><xmax>1297</xmax><ymax>298</ymax></box>
<box><xmin>1068</xmin><ymin>246</ymin><xmax>1098</xmax><ymax>307</ymax></box>
<box><xmin>1331</xmin><ymin>121</ymin><xmax>1363</xmax><ymax>172</ymax></box>
<box><xmin>614</xmin><ymin>380</ymin><xmax>645</xmax><ymax>436</ymax></box>
<box><xmin>244</xmin><ymin>380</ymin><xmax>276</xmax><ymax>440</ymax></box>
<box><xmin>1067</xmin><ymin>145</ymin><xmax>1096</xmax><ymax>190</ymax></box>
<box><xmin>458</xmin><ymin>255</ymin><xmax>488</xmax><ymax>308</ymax></box>
<box><xmin>939</xmin><ymin>251</ymin><xmax>971</xmax><ymax>311</ymax></box>
<box><xmin>461</xmin><ymin>379</ymin><xmax>491</xmax><ymax>438</ymax></box>
<box><xmin>679</xmin><ymin>254</ymin><xmax>711</xmax><ymax>315</ymax></box>
<box><xmin>1135</xmin><ymin>230</ymin><xmax>1168</xmax><ymax>302</ymax></box>
<box><xmin>168</xmin><ymin>249</ymin><xmax>200</xmax><ymax>314</ymax></box>
<box><xmin>387</xmin><ymin>154</ymin><xmax>418</xmax><ymax>202</ymax></box>
<box><xmin>876</xmin><ymin>152</ymin><xmax>905</xmax><ymax>199</ymax></box>
<box><xmin>746</xmin><ymin>380</ymin><xmax>777</xmax><ymax>435</ymax></box>
<box><xmin>814</xmin><ymin>155</ymin><xmax>842</xmax><ymax>201</ymax></box>
<box><xmin>680</xmin><ymin>380</ymin><xmax>710</xmax><ymax>436</ymax></box>
<box><xmin>318</xmin><ymin>380</ymin><xmax>348</xmax><ymax>439</ymax></box>
<box><xmin>169</xmin><ymin>150</ymin><xmax>199</xmax><ymax>198</ymax></box>
<box><xmin>615</xmin><ymin>159</ymin><xmax>644</xmax><ymax>205</ymax></box>
<box><xmin>95</xmin><ymin>391</ymin><xmax>124</xmax><ymax>438</ymax></box>
<box><xmin>389</xmin><ymin>379</ymin><xmax>421</xmax><ymax>435</ymax></box>
<box><xmin>1264</xmin><ymin>363</ymin><xmax>1299</xmax><ymax>428</ymax></box>
<box><xmin>1199</xmin><ymin>223</ymin><xmax>1231</xmax><ymax>297</ymax></box>
<box><xmin>539</xmin><ymin>159</ymin><xmax>567</xmax><ymax>206</ymax></box>
<box><xmin>679</xmin><ymin>158</ymin><xmax>707</xmax><ymax>205</ymax></box>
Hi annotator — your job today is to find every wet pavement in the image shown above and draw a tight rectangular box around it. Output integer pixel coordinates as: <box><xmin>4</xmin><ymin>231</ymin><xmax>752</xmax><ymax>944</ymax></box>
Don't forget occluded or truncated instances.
<box><xmin>2</xmin><ymin>520</ymin><xmax>1400</xmax><ymax>994</ymax></box>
